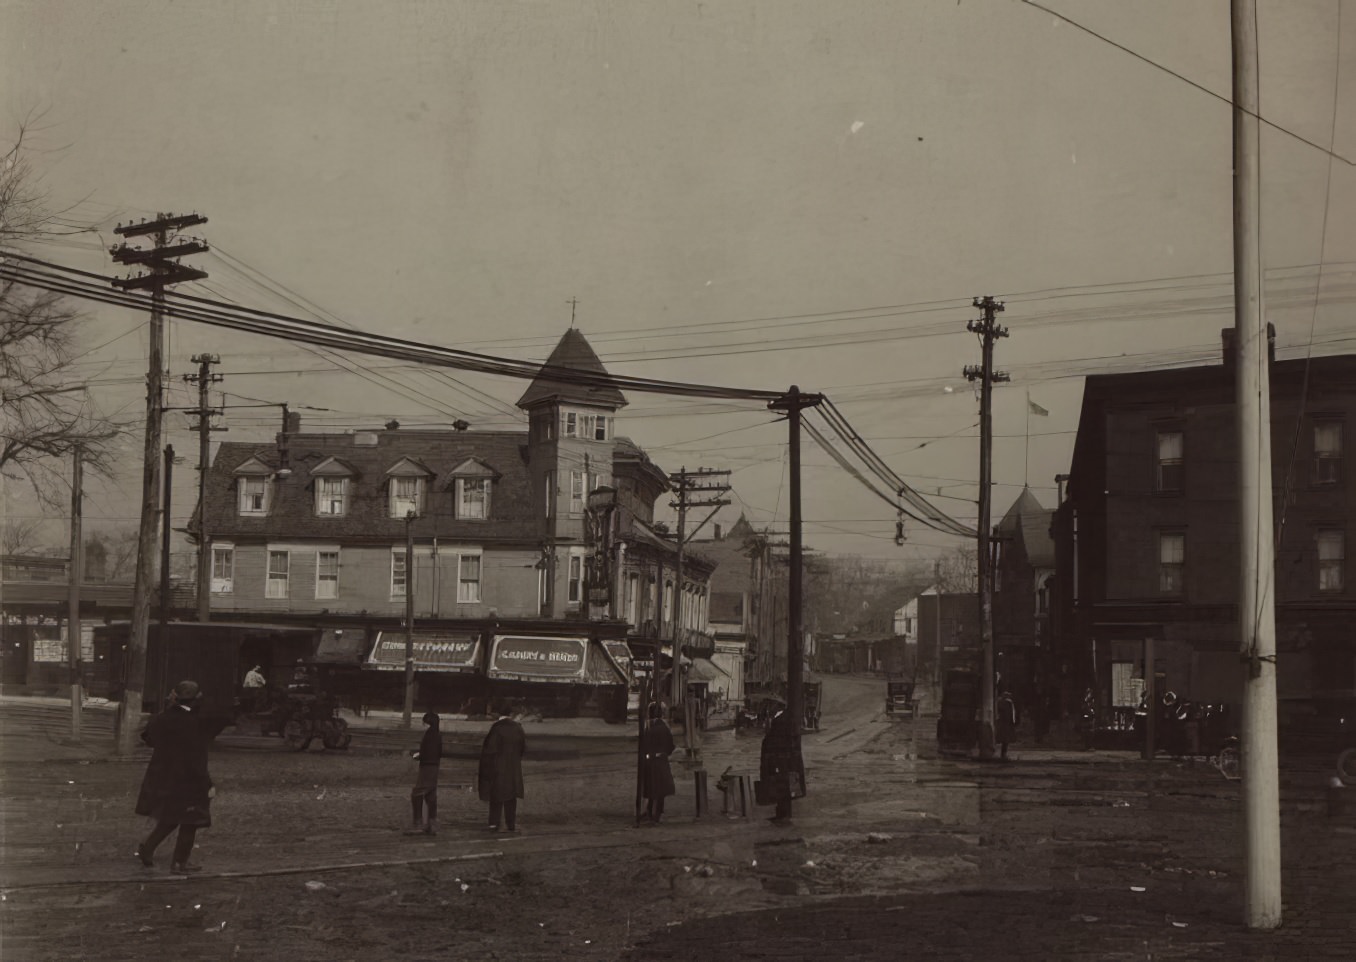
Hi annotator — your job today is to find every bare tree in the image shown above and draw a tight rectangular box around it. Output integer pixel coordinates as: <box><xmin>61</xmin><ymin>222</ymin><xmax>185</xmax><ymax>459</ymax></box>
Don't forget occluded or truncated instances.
<box><xmin>1</xmin><ymin>517</ymin><xmax>45</xmax><ymax>555</ymax></box>
<box><xmin>933</xmin><ymin>544</ymin><xmax>979</xmax><ymax>594</ymax></box>
<box><xmin>1</xmin><ymin>116</ymin><xmax>125</xmax><ymax>505</ymax></box>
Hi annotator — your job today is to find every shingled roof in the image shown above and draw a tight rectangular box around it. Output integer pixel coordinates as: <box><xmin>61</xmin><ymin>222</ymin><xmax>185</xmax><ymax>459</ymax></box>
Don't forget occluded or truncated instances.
<box><xmin>515</xmin><ymin>328</ymin><xmax>628</xmax><ymax>410</ymax></box>
<box><xmin>202</xmin><ymin>430</ymin><xmax>543</xmax><ymax>544</ymax></box>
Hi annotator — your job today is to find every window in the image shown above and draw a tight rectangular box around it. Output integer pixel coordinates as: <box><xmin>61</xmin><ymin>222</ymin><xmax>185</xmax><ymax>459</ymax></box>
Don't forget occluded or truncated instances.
<box><xmin>593</xmin><ymin>415</ymin><xmax>609</xmax><ymax>441</ymax></box>
<box><xmin>239</xmin><ymin>477</ymin><xmax>268</xmax><ymax>515</ymax></box>
<box><xmin>390</xmin><ymin>477</ymin><xmax>422</xmax><ymax>518</ymax></box>
<box><xmin>1318</xmin><ymin>529</ymin><xmax>1345</xmax><ymax>592</ymax></box>
<box><xmin>1156</xmin><ymin>430</ymin><xmax>1183</xmax><ymax>493</ymax></box>
<box><xmin>564</xmin><ymin>412</ymin><xmax>578</xmax><ymax>437</ymax></box>
<box><xmin>456</xmin><ymin>478</ymin><xmax>490</xmax><ymax>520</ymax></box>
<box><xmin>266</xmin><ymin>550</ymin><xmax>290</xmax><ymax>599</ymax></box>
<box><xmin>210</xmin><ymin>545</ymin><xmax>234</xmax><ymax>594</ymax></box>
<box><xmin>457</xmin><ymin>553</ymin><xmax>482</xmax><ymax>603</ymax></box>
<box><xmin>1315</xmin><ymin>421</ymin><xmax>1343</xmax><ymax>485</ymax></box>
<box><xmin>316</xmin><ymin>478</ymin><xmax>348</xmax><ymax>516</ymax></box>
<box><xmin>391</xmin><ymin>550</ymin><xmax>408</xmax><ymax>599</ymax></box>
<box><xmin>570</xmin><ymin>471</ymin><xmax>586</xmax><ymax>515</ymax></box>
<box><xmin>626</xmin><ymin>573</ymin><xmax>640</xmax><ymax>624</ymax></box>
<box><xmin>1158</xmin><ymin>531</ymin><xmax>1185</xmax><ymax>595</ymax></box>
<box><xmin>544</xmin><ymin>470</ymin><xmax>556</xmax><ymax>519</ymax></box>
<box><xmin>316</xmin><ymin>551</ymin><xmax>340</xmax><ymax>600</ymax></box>
<box><xmin>567</xmin><ymin>552</ymin><xmax>584</xmax><ymax>606</ymax></box>
<box><xmin>663</xmin><ymin>580</ymin><xmax>674</xmax><ymax>623</ymax></box>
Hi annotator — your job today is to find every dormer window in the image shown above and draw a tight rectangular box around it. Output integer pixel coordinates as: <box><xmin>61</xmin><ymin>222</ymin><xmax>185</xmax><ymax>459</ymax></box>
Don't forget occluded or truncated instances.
<box><xmin>447</xmin><ymin>457</ymin><xmax>498</xmax><ymax>521</ymax></box>
<box><xmin>385</xmin><ymin>457</ymin><xmax>433</xmax><ymax>519</ymax></box>
<box><xmin>240</xmin><ymin>478</ymin><xmax>268</xmax><ymax>515</ymax></box>
<box><xmin>232</xmin><ymin>456</ymin><xmax>275</xmax><ymax>516</ymax></box>
<box><xmin>457</xmin><ymin>478</ymin><xmax>490</xmax><ymax>519</ymax></box>
<box><xmin>391</xmin><ymin>477</ymin><xmax>422</xmax><ymax>518</ymax></box>
<box><xmin>316</xmin><ymin>478</ymin><xmax>349</xmax><ymax>516</ymax></box>
<box><xmin>311</xmin><ymin>457</ymin><xmax>357</xmax><ymax>517</ymax></box>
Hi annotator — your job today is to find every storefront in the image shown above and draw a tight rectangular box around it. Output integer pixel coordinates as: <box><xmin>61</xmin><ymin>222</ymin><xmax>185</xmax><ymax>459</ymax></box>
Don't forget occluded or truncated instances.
<box><xmin>486</xmin><ymin>634</ymin><xmax>628</xmax><ymax>721</ymax></box>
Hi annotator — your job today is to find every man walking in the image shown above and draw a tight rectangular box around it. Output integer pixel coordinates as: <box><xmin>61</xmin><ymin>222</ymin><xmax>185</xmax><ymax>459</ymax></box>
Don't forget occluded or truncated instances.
<box><xmin>478</xmin><ymin>703</ymin><xmax>526</xmax><ymax>833</ymax></box>
<box><xmin>134</xmin><ymin>680</ymin><xmax>215</xmax><ymax>873</ymax></box>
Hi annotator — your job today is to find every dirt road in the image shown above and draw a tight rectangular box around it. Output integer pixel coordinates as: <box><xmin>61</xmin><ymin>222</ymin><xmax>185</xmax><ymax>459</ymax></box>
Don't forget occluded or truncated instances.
<box><xmin>3</xmin><ymin>676</ymin><xmax>1353</xmax><ymax>961</ymax></box>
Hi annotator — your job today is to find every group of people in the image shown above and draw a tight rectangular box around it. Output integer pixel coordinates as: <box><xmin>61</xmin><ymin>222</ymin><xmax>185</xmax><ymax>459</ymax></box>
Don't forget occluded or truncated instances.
<box><xmin>407</xmin><ymin>704</ymin><xmax>526</xmax><ymax>836</ymax></box>
<box><xmin>639</xmin><ymin>696</ymin><xmax>807</xmax><ymax>825</ymax></box>
<box><xmin>133</xmin><ymin>681</ymin><xmax>530</xmax><ymax>873</ymax></box>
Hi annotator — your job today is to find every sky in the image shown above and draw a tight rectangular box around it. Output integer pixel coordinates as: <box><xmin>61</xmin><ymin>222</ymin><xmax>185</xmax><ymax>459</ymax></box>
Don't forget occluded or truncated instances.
<box><xmin>3</xmin><ymin>0</ymin><xmax>1354</xmax><ymax>564</ymax></box>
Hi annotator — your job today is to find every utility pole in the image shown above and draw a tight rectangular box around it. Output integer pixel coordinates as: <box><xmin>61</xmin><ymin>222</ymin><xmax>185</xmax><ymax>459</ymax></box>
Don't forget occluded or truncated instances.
<box><xmin>667</xmin><ymin>466</ymin><xmax>732</xmax><ymax>750</ymax></box>
<box><xmin>1232</xmin><ymin>0</ymin><xmax>1281</xmax><ymax>929</ymax></box>
<box><xmin>964</xmin><ymin>296</ymin><xmax>1008</xmax><ymax>761</ymax></box>
<box><xmin>67</xmin><ymin>445</ymin><xmax>83</xmax><ymax>737</ymax></box>
<box><xmin>110</xmin><ymin>213</ymin><xmax>208</xmax><ymax>753</ymax></box>
<box><xmin>768</xmin><ymin>386</ymin><xmax>823</xmax><ymax>809</ymax></box>
<box><xmin>158</xmin><ymin>445</ymin><xmax>176</xmax><ymax>695</ymax></box>
<box><xmin>402</xmin><ymin>510</ymin><xmax>416</xmax><ymax>729</ymax></box>
<box><xmin>933</xmin><ymin>559</ymin><xmax>943</xmax><ymax>691</ymax></box>
<box><xmin>185</xmin><ymin>354</ymin><xmax>224</xmax><ymax>621</ymax></box>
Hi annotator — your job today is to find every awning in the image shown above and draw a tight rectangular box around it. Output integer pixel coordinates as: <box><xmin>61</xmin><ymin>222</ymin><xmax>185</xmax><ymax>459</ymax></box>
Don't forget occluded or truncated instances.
<box><xmin>687</xmin><ymin>656</ymin><xmax>729</xmax><ymax>683</ymax></box>
<box><xmin>601</xmin><ymin>639</ymin><xmax>634</xmax><ymax>679</ymax></box>
<box><xmin>367</xmin><ymin>630</ymin><xmax>482</xmax><ymax>673</ymax></box>
<box><xmin>488</xmin><ymin>635</ymin><xmax>589</xmax><ymax>682</ymax></box>
<box><xmin>315</xmin><ymin>628</ymin><xmax>368</xmax><ymax>665</ymax></box>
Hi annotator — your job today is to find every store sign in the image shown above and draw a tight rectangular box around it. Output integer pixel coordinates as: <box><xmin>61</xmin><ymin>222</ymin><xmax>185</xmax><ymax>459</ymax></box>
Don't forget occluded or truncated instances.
<box><xmin>601</xmin><ymin>639</ymin><xmax>634</xmax><ymax>677</ymax></box>
<box><xmin>368</xmin><ymin>631</ymin><xmax>481</xmax><ymax>672</ymax></box>
<box><xmin>488</xmin><ymin>635</ymin><xmax>587</xmax><ymax>681</ymax></box>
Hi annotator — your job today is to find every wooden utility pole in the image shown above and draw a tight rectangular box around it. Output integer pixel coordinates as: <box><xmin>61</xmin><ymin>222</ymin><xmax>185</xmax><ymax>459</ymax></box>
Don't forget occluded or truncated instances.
<box><xmin>1232</xmin><ymin>0</ymin><xmax>1281</xmax><ymax>929</ymax></box>
<box><xmin>965</xmin><ymin>296</ymin><xmax>1008</xmax><ymax>760</ymax></box>
<box><xmin>157</xmin><ymin>445</ymin><xmax>176</xmax><ymax>695</ymax></box>
<box><xmin>933</xmin><ymin>560</ymin><xmax>943</xmax><ymax>690</ymax></box>
<box><xmin>66</xmin><ymin>445</ymin><xmax>83</xmax><ymax>737</ymax></box>
<box><xmin>667</xmin><ymin>466</ymin><xmax>731</xmax><ymax>749</ymax></box>
<box><xmin>402</xmin><ymin>510</ymin><xmax>416</xmax><ymax>729</ymax></box>
<box><xmin>110</xmin><ymin>213</ymin><xmax>208</xmax><ymax>753</ymax></box>
<box><xmin>767</xmin><ymin>385</ymin><xmax>822</xmax><ymax>820</ymax></box>
<box><xmin>186</xmin><ymin>353</ymin><xmax>223</xmax><ymax>621</ymax></box>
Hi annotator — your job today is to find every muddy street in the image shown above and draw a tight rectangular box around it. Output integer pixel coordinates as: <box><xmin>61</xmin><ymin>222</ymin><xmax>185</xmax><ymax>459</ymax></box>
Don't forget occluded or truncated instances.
<box><xmin>3</xmin><ymin>675</ymin><xmax>1354</xmax><ymax>961</ymax></box>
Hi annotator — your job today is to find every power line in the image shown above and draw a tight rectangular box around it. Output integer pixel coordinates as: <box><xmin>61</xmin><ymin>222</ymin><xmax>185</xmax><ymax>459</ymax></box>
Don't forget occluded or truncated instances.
<box><xmin>1016</xmin><ymin>0</ymin><xmax>1354</xmax><ymax>166</ymax></box>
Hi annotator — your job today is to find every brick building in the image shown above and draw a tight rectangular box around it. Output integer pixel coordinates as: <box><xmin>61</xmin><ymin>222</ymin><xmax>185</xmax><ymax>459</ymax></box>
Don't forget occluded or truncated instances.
<box><xmin>1053</xmin><ymin>343</ymin><xmax>1356</xmax><ymax>721</ymax></box>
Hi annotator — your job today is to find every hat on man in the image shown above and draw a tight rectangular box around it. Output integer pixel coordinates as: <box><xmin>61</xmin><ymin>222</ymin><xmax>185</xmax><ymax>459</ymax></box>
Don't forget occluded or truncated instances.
<box><xmin>173</xmin><ymin>680</ymin><xmax>201</xmax><ymax>702</ymax></box>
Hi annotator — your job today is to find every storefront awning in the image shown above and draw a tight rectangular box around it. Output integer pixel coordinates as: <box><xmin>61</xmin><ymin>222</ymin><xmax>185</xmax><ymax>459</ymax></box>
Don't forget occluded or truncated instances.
<box><xmin>488</xmin><ymin>635</ymin><xmax>589</xmax><ymax>682</ymax></box>
<box><xmin>315</xmin><ymin>628</ymin><xmax>368</xmax><ymax>665</ymax></box>
<box><xmin>601</xmin><ymin>639</ymin><xmax>634</xmax><ymax>679</ymax></box>
<box><xmin>687</xmin><ymin>656</ymin><xmax>729</xmax><ymax>683</ymax></box>
<box><xmin>367</xmin><ymin>630</ymin><xmax>482</xmax><ymax>673</ymax></box>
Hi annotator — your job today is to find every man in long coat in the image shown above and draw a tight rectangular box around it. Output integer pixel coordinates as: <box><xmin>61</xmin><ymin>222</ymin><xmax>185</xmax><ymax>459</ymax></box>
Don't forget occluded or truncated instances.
<box><xmin>640</xmin><ymin>702</ymin><xmax>676</xmax><ymax>823</ymax></box>
<box><xmin>478</xmin><ymin>703</ymin><xmax>526</xmax><ymax>832</ymax></box>
<box><xmin>760</xmin><ymin>702</ymin><xmax>805</xmax><ymax>823</ymax></box>
<box><xmin>135</xmin><ymin>680</ymin><xmax>215</xmax><ymax>872</ymax></box>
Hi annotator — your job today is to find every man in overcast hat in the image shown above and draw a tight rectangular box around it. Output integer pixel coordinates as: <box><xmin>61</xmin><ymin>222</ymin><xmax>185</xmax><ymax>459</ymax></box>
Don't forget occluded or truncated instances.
<box><xmin>134</xmin><ymin>680</ymin><xmax>216</xmax><ymax>873</ymax></box>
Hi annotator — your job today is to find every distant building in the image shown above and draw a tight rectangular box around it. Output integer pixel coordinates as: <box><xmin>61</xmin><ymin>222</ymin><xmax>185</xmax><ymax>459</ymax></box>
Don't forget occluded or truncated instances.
<box><xmin>1054</xmin><ymin>339</ymin><xmax>1356</xmax><ymax>719</ymax></box>
<box><xmin>992</xmin><ymin>487</ymin><xmax>1056</xmax><ymax>703</ymax></box>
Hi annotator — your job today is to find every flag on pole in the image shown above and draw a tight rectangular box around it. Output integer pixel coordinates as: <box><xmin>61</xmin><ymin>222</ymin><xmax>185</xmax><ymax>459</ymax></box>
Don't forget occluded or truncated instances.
<box><xmin>1027</xmin><ymin>398</ymin><xmax>1049</xmax><ymax>417</ymax></box>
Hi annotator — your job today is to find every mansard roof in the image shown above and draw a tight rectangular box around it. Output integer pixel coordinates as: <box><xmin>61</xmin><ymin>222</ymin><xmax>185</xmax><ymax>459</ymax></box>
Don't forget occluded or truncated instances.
<box><xmin>515</xmin><ymin>328</ymin><xmax>628</xmax><ymax>411</ymax></box>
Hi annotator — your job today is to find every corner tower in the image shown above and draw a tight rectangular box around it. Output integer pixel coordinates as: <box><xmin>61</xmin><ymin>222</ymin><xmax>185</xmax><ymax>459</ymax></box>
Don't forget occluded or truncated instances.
<box><xmin>518</xmin><ymin>329</ymin><xmax>627</xmax><ymax>613</ymax></box>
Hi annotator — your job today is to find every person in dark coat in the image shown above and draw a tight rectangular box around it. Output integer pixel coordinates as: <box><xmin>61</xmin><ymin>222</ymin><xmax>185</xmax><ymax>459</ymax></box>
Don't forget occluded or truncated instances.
<box><xmin>996</xmin><ymin>688</ymin><xmax>1019</xmax><ymax>760</ymax></box>
<box><xmin>640</xmin><ymin>702</ymin><xmax>676</xmax><ymax>823</ymax></box>
<box><xmin>134</xmin><ymin>680</ymin><xmax>215</xmax><ymax>873</ymax></box>
<box><xmin>759</xmin><ymin>702</ymin><xmax>805</xmax><ymax>823</ymax></box>
<box><xmin>407</xmin><ymin>711</ymin><xmax>442</xmax><ymax>835</ymax></box>
<box><xmin>478</xmin><ymin>703</ymin><xmax>526</xmax><ymax>832</ymax></box>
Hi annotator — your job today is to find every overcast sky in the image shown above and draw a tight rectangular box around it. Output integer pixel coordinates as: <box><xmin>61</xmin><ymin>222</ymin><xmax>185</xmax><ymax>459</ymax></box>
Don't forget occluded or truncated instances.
<box><xmin>4</xmin><ymin>0</ymin><xmax>1354</xmax><ymax>562</ymax></box>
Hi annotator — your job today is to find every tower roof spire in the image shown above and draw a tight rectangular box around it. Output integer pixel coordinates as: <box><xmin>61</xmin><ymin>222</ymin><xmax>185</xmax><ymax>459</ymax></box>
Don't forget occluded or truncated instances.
<box><xmin>515</xmin><ymin>328</ymin><xmax>628</xmax><ymax>410</ymax></box>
